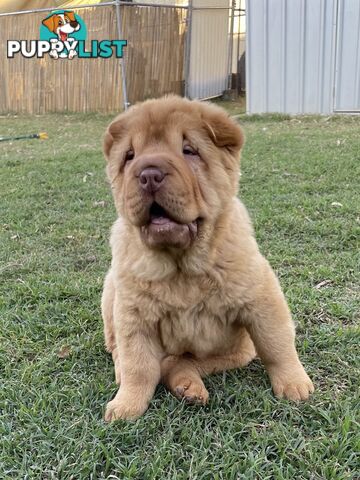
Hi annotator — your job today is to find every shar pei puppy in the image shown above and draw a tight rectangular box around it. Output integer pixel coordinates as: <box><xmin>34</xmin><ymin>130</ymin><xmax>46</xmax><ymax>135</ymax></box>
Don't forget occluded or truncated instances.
<box><xmin>101</xmin><ymin>96</ymin><xmax>314</xmax><ymax>421</ymax></box>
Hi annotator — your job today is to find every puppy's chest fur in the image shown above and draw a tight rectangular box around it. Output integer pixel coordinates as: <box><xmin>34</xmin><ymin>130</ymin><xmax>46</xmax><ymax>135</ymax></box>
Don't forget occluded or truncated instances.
<box><xmin>159</xmin><ymin>303</ymin><xmax>240</xmax><ymax>358</ymax></box>
<box><xmin>143</xmin><ymin>275</ymin><xmax>243</xmax><ymax>358</ymax></box>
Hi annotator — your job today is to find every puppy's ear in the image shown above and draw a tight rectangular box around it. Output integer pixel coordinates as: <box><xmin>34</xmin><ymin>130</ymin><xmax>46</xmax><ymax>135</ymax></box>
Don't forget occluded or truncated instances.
<box><xmin>104</xmin><ymin>117</ymin><xmax>127</xmax><ymax>183</ymax></box>
<box><xmin>103</xmin><ymin>113</ymin><xmax>126</xmax><ymax>162</ymax></box>
<box><xmin>103</xmin><ymin>128</ymin><xmax>114</xmax><ymax>161</ymax></box>
<box><xmin>42</xmin><ymin>15</ymin><xmax>56</xmax><ymax>32</ymax></box>
<box><xmin>202</xmin><ymin>107</ymin><xmax>244</xmax><ymax>154</ymax></box>
<box><xmin>103</xmin><ymin>115</ymin><xmax>125</xmax><ymax>161</ymax></box>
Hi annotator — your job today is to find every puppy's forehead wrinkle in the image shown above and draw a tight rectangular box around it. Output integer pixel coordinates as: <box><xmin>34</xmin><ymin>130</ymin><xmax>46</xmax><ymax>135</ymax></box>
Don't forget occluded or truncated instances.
<box><xmin>127</xmin><ymin>108</ymin><xmax>203</xmax><ymax>147</ymax></box>
<box><xmin>129</xmin><ymin>124</ymin><xmax>173</xmax><ymax>151</ymax></box>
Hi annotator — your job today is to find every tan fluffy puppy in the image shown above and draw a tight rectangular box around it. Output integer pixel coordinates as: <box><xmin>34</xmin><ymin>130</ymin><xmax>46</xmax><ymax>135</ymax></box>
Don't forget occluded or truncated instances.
<box><xmin>101</xmin><ymin>96</ymin><xmax>314</xmax><ymax>421</ymax></box>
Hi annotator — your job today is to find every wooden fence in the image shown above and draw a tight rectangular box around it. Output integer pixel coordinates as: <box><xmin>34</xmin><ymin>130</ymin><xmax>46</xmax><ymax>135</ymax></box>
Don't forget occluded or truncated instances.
<box><xmin>0</xmin><ymin>5</ymin><xmax>187</xmax><ymax>114</ymax></box>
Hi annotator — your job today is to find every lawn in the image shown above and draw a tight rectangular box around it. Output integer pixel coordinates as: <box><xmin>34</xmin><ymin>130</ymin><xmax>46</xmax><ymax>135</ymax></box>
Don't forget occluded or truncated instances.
<box><xmin>0</xmin><ymin>107</ymin><xmax>359</xmax><ymax>479</ymax></box>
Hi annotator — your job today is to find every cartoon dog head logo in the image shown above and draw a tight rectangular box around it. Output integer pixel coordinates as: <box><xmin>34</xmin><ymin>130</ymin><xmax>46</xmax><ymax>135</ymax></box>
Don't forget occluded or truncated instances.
<box><xmin>40</xmin><ymin>10</ymin><xmax>86</xmax><ymax>59</ymax></box>
<box><xmin>43</xmin><ymin>11</ymin><xmax>80</xmax><ymax>42</ymax></box>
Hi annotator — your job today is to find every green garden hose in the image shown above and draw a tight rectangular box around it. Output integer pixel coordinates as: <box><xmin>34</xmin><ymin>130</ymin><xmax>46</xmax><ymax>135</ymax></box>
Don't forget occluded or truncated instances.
<box><xmin>0</xmin><ymin>132</ymin><xmax>48</xmax><ymax>142</ymax></box>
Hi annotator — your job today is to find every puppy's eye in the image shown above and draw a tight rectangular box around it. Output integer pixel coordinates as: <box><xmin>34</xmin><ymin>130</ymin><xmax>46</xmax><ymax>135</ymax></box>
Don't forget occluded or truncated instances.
<box><xmin>183</xmin><ymin>145</ymin><xmax>198</xmax><ymax>156</ymax></box>
<box><xmin>124</xmin><ymin>149</ymin><xmax>135</xmax><ymax>162</ymax></box>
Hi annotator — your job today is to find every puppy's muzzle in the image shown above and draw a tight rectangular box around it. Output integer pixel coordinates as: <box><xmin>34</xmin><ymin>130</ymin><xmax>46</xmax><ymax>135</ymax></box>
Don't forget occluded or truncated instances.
<box><xmin>139</xmin><ymin>167</ymin><xmax>165</xmax><ymax>194</ymax></box>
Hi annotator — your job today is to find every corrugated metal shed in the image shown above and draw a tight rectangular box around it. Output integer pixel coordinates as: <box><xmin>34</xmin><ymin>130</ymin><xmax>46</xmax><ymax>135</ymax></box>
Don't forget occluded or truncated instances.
<box><xmin>247</xmin><ymin>0</ymin><xmax>360</xmax><ymax>114</ymax></box>
<box><xmin>334</xmin><ymin>0</ymin><xmax>360</xmax><ymax>112</ymax></box>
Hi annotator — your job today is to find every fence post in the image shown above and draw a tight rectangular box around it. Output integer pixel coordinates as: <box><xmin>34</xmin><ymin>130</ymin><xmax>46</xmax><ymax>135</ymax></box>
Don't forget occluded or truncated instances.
<box><xmin>115</xmin><ymin>0</ymin><xmax>129</xmax><ymax>110</ymax></box>
<box><xmin>184</xmin><ymin>0</ymin><xmax>193</xmax><ymax>99</ymax></box>
<box><xmin>227</xmin><ymin>0</ymin><xmax>236</xmax><ymax>90</ymax></box>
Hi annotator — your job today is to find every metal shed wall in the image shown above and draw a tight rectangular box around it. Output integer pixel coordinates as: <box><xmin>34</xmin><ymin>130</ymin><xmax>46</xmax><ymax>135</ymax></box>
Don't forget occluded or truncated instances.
<box><xmin>246</xmin><ymin>0</ymin><xmax>338</xmax><ymax>114</ymax></box>
<box><xmin>334</xmin><ymin>0</ymin><xmax>360</xmax><ymax>112</ymax></box>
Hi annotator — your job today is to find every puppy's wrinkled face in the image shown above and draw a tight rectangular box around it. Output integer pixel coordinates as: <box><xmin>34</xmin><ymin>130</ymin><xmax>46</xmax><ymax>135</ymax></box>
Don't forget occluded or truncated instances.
<box><xmin>104</xmin><ymin>96</ymin><xmax>244</xmax><ymax>250</ymax></box>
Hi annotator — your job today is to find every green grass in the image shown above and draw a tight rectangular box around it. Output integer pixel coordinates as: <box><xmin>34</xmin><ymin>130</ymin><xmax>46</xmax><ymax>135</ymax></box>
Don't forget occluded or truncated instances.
<box><xmin>0</xmin><ymin>109</ymin><xmax>359</xmax><ymax>479</ymax></box>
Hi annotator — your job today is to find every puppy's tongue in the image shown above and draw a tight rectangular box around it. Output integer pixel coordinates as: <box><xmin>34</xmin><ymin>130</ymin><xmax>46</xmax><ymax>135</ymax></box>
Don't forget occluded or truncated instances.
<box><xmin>150</xmin><ymin>215</ymin><xmax>197</xmax><ymax>233</ymax></box>
<box><xmin>150</xmin><ymin>216</ymin><xmax>173</xmax><ymax>225</ymax></box>
<box><xmin>60</xmin><ymin>31</ymin><xmax>67</xmax><ymax>42</ymax></box>
<box><xmin>144</xmin><ymin>215</ymin><xmax>198</xmax><ymax>249</ymax></box>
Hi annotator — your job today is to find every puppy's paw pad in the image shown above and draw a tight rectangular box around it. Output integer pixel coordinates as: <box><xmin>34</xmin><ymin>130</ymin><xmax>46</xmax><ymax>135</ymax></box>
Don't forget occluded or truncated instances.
<box><xmin>174</xmin><ymin>378</ymin><xmax>209</xmax><ymax>405</ymax></box>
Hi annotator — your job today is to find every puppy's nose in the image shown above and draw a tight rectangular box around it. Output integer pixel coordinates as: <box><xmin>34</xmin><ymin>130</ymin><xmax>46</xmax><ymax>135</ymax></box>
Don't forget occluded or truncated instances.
<box><xmin>139</xmin><ymin>167</ymin><xmax>165</xmax><ymax>193</ymax></box>
<box><xmin>70</xmin><ymin>21</ymin><xmax>78</xmax><ymax>28</ymax></box>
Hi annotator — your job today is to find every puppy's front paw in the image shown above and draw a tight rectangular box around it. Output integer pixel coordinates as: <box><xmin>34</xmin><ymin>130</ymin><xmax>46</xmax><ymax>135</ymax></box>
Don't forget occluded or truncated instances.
<box><xmin>104</xmin><ymin>397</ymin><xmax>147</xmax><ymax>422</ymax></box>
<box><xmin>271</xmin><ymin>368</ymin><xmax>314</xmax><ymax>401</ymax></box>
